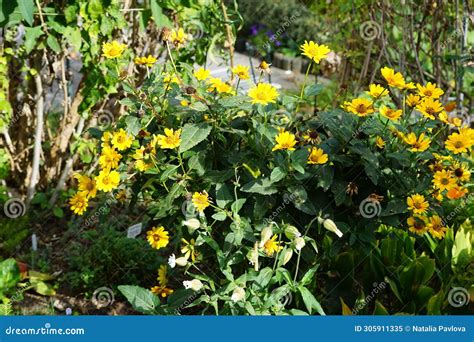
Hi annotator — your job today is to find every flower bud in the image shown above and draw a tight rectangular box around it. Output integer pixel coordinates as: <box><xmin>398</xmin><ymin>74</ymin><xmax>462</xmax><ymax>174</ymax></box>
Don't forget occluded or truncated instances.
<box><xmin>259</xmin><ymin>225</ymin><xmax>273</xmax><ymax>248</ymax></box>
<box><xmin>284</xmin><ymin>225</ymin><xmax>301</xmax><ymax>240</ymax></box>
<box><xmin>294</xmin><ymin>237</ymin><xmax>306</xmax><ymax>251</ymax></box>
<box><xmin>231</xmin><ymin>287</ymin><xmax>246</xmax><ymax>302</ymax></box>
<box><xmin>320</xmin><ymin>218</ymin><xmax>343</xmax><ymax>238</ymax></box>
<box><xmin>281</xmin><ymin>248</ymin><xmax>293</xmax><ymax>265</ymax></box>
<box><xmin>183</xmin><ymin>279</ymin><xmax>203</xmax><ymax>291</ymax></box>
<box><xmin>183</xmin><ymin>218</ymin><xmax>200</xmax><ymax>232</ymax></box>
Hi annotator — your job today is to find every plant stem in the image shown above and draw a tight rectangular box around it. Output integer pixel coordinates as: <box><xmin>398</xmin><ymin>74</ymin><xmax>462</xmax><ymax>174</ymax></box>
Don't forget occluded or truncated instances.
<box><xmin>296</xmin><ymin>61</ymin><xmax>313</xmax><ymax>113</ymax></box>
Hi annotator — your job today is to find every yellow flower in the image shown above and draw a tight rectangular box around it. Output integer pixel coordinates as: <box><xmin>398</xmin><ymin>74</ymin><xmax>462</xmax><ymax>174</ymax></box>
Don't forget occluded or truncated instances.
<box><xmin>157</xmin><ymin>265</ymin><xmax>168</xmax><ymax>286</ymax></box>
<box><xmin>307</xmin><ymin>147</ymin><xmax>328</xmax><ymax>165</ymax></box>
<box><xmin>163</xmin><ymin>72</ymin><xmax>179</xmax><ymax>87</ymax></box>
<box><xmin>101</xmin><ymin>131</ymin><xmax>113</xmax><ymax>148</ymax></box>
<box><xmin>404</xmin><ymin>132</ymin><xmax>430</xmax><ymax>152</ymax></box>
<box><xmin>406</xmin><ymin>94</ymin><xmax>421</xmax><ymax>107</ymax></box>
<box><xmin>192</xmin><ymin>191</ymin><xmax>210</xmax><ymax>212</ymax></box>
<box><xmin>215</xmin><ymin>81</ymin><xmax>235</xmax><ymax>95</ymax></box>
<box><xmin>102</xmin><ymin>41</ymin><xmax>127</xmax><ymax>59</ymax></box>
<box><xmin>146</xmin><ymin>226</ymin><xmax>170</xmax><ymax>250</ymax></box>
<box><xmin>95</xmin><ymin>169</ymin><xmax>120</xmax><ymax>192</ymax></box>
<box><xmin>375</xmin><ymin>136</ymin><xmax>385</xmax><ymax>149</ymax></box>
<box><xmin>132</xmin><ymin>146</ymin><xmax>153</xmax><ymax>172</ymax></box>
<box><xmin>366</xmin><ymin>84</ymin><xmax>388</xmax><ymax>98</ymax></box>
<box><xmin>345</xmin><ymin>98</ymin><xmax>374</xmax><ymax>117</ymax></box>
<box><xmin>438</xmin><ymin>112</ymin><xmax>462</xmax><ymax>127</ymax></box>
<box><xmin>427</xmin><ymin>215</ymin><xmax>447</xmax><ymax>239</ymax></box>
<box><xmin>257</xmin><ymin>61</ymin><xmax>272</xmax><ymax>74</ymax></box>
<box><xmin>381</xmin><ymin>67</ymin><xmax>405</xmax><ymax>88</ymax></box>
<box><xmin>416</xmin><ymin>82</ymin><xmax>444</xmax><ymax>99</ymax></box>
<box><xmin>156</xmin><ymin>128</ymin><xmax>181</xmax><ymax>149</ymax></box>
<box><xmin>169</xmin><ymin>28</ymin><xmax>187</xmax><ymax>47</ymax></box>
<box><xmin>134</xmin><ymin>55</ymin><xmax>157</xmax><ymax>67</ymax></box>
<box><xmin>272</xmin><ymin>129</ymin><xmax>297</xmax><ymax>151</ymax></box>
<box><xmin>407</xmin><ymin>216</ymin><xmax>428</xmax><ymax>236</ymax></box>
<box><xmin>300</xmin><ymin>41</ymin><xmax>330</xmax><ymax>63</ymax></box>
<box><xmin>115</xmin><ymin>189</ymin><xmax>127</xmax><ymax>202</ymax></box>
<box><xmin>416</xmin><ymin>97</ymin><xmax>444</xmax><ymax>120</ymax></box>
<box><xmin>399</xmin><ymin>81</ymin><xmax>416</xmax><ymax>90</ymax></box>
<box><xmin>194</xmin><ymin>67</ymin><xmax>211</xmax><ymax>81</ymax></box>
<box><xmin>232</xmin><ymin>64</ymin><xmax>250</xmax><ymax>80</ymax></box>
<box><xmin>151</xmin><ymin>285</ymin><xmax>174</xmax><ymax>298</ymax></box>
<box><xmin>75</xmin><ymin>174</ymin><xmax>97</xmax><ymax>199</ymax></box>
<box><xmin>69</xmin><ymin>192</ymin><xmax>88</xmax><ymax>215</ymax></box>
<box><xmin>451</xmin><ymin>162</ymin><xmax>471</xmax><ymax>182</ymax></box>
<box><xmin>180</xmin><ymin>100</ymin><xmax>190</xmax><ymax>107</ymax></box>
<box><xmin>432</xmin><ymin>170</ymin><xmax>456</xmax><ymax>191</ymax></box>
<box><xmin>248</xmin><ymin>83</ymin><xmax>279</xmax><ymax>105</ymax></box>
<box><xmin>99</xmin><ymin>146</ymin><xmax>122</xmax><ymax>170</ymax></box>
<box><xmin>446</xmin><ymin>186</ymin><xmax>468</xmax><ymax>200</ymax></box>
<box><xmin>263</xmin><ymin>234</ymin><xmax>283</xmax><ymax>257</ymax></box>
<box><xmin>380</xmin><ymin>106</ymin><xmax>402</xmax><ymax>121</ymax></box>
<box><xmin>445</xmin><ymin>132</ymin><xmax>471</xmax><ymax>154</ymax></box>
<box><xmin>181</xmin><ymin>238</ymin><xmax>199</xmax><ymax>262</ymax></box>
<box><xmin>407</xmin><ymin>194</ymin><xmax>429</xmax><ymax>215</ymax></box>
<box><xmin>458</xmin><ymin>127</ymin><xmax>474</xmax><ymax>145</ymax></box>
<box><xmin>112</xmin><ymin>128</ymin><xmax>133</xmax><ymax>151</ymax></box>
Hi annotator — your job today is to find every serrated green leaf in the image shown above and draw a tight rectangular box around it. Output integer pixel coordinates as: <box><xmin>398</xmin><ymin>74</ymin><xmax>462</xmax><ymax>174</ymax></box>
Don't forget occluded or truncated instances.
<box><xmin>179</xmin><ymin>123</ymin><xmax>212</xmax><ymax>153</ymax></box>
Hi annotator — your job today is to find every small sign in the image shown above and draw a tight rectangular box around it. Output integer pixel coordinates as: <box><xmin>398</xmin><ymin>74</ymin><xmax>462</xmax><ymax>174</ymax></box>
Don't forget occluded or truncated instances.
<box><xmin>31</xmin><ymin>233</ymin><xmax>37</xmax><ymax>251</ymax></box>
<box><xmin>127</xmin><ymin>223</ymin><xmax>142</xmax><ymax>238</ymax></box>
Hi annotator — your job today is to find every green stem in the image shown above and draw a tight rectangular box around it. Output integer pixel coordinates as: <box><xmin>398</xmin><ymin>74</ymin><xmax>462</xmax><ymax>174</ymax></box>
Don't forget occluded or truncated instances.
<box><xmin>296</xmin><ymin>61</ymin><xmax>313</xmax><ymax>113</ymax></box>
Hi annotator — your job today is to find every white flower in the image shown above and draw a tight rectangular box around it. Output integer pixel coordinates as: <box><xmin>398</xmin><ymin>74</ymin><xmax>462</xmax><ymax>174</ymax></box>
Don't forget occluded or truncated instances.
<box><xmin>318</xmin><ymin>217</ymin><xmax>343</xmax><ymax>238</ymax></box>
<box><xmin>284</xmin><ymin>225</ymin><xmax>301</xmax><ymax>239</ymax></box>
<box><xmin>231</xmin><ymin>287</ymin><xmax>246</xmax><ymax>302</ymax></box>
<box><xmin>247</xmin><ymin>242</ymin><xmax>259</xmax><ymax>271</ymax></box>
<box><xmin>169</xmin><ymin>254</ymin><xmax>189</xmax><ymax>268</ymax></box>
<box><xmin>183</xmin><ymin>279</ymin><xmax>203</xmax><ymax>291</ymax></box>
<box><xmin>183</xmin><ymin>218</ymin><xmax>200</xmax><ymax>232</ymax></box>
<box><xmin>176</xmin><ymin>256</ymin><xmax>188</xmax><ymax>267</ymax></box>
<box><xmin>168</xmin><ymin>254</ymin><xmax>176</xmax><ymax>268</ymax></box>
<box><xmin>259</xmin><ymin>225</ymin><xmax>273</xmax><ymax>248</ymax></box>
<box><xmin>294</xmin><ymin>237</ymin><xmax>305</xmax><ymax>251</ymax></box>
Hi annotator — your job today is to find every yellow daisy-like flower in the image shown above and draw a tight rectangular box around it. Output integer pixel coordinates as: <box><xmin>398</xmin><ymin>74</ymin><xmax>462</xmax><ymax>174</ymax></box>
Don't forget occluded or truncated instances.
<box><xmin>407</xmin><ymin>194</ymin><xmax>429</xmax><ymax>215</ymax></box>
<box><xmin>438</xmin><ymin>112</ymin><xmax>462</xmax><ymax>127</ymax></box>
<box><xmin>451</xmin><ymin>162</ymin><xmax>471</xmax><ymax>182</ymax></box>
<box><xmin>215</xmin><ymin>81</ymin><xmax>235</xmax><ymax>95</ymax></box>
<box><xmin>272</xmin><ymin>129</ymin><xmax>297</xmax><ymax>151</ymax></box>
<box><xmin>232</xmin><ymin>64</ymin><xmax>250</xmax><ymax>80</ymax></box>
<box><xmin>345</xmin><ymin>98</ymin><xmax>374</xmax><ymax>117</ymax></box>
<box><xmin>445</xmin><ymin>132</ymin><xmax>470</xmax><ymax>154</ymax></box>
<box><xmin>146</xmin><ymin>226</ymin><xmax>170</xmax><ymax>250</ymax></box>
<box><xmin>381</xmin><ymin>67</ymin><xmax>405</xmax><ymax>88</ymax></box>
<box><xmin>75</xmin><ymin>174</ymin><xmax>97</xmax><ymax>199</ymax></box>
<box><xmin>151</xmin><ymin>285</ymin><xmax>174</xmax><ymax>298</ymax></box>
<box><xmin>375</xmin><ymin>136</ymin><xmax>385</xmax><ymax>149</ymax></box>
<box><xmin>427</xmin><ymin>215</ymin><xmax>447</xmax><ymax>239</ymax></box>
<box><xmin>112</xmin><ymin>129</ymin><xmax>133</xmax><ymax>151</ymax></box>
<box><xmin>407</xmin><ymin>216</ymin><xmax>428</xmax><ymax>236</ymax></box>
<box><xmin>415</xmin><ymin>97</ymin><xmax>444</xmax><ymax>120</ymax></box>
<box><xmin>307</xmin><ymin>147</ymin><xmax>328</xmax><ymax>165</ymax></box>
<box><xmin>132</xmin><ymin>146</ymin><xmax>153</xmax><ymax>172</ymax></box>
<box><xmin>432</xmin><ymin>170</ymin><xmax>456</xmax><ymax>191</ymax></box>
<box><xmin>459</xmin><ymin>127</ymin><xmax>474</xmax><ymax>145</ymax></box>
<box><xmin>115</xmin><ymin>189</ymin><xmax>127</xmax><ymax>202</ymax></box>
<box><xmin>263</xmin><ymin>234</ymin><xmax>283</xmax><ymax>257</ymax></box>
<box><xmin>157</xmin><ymin>265</ymin><xmax>168</xmax><ymax>286</ymax></box>
<box><xmin>404</xmin><ymin>132</ymin><xmax>430</xmax><ymax>152</ymax></box>
<box><xmin>194</xmin><ymin>67</ymin><xmax>211</xmax><ymax>81</ymax></box>
<box><xmin>99</xmin><ymin>146</ymin><xmax>122</xmax><ymax>170</ymax></box>
<box><xmin>169</xmin><ymin>28</ymin><xmax>187</xmax><ymax>47</ymax></box>
<box><xmin>248</xmin><ymin>83</ymin><xmax>279</xmax><ymax>105</ymax></box>
<box><xmin>406</xmin><ymin>94</ymin><xmax>421</xmax><ymax>107</ymax></box>
<box><xmin>134</xmin><ymin>55</ymin><xmax>157</xmax><ymax>67</ymax></box>
<box><xmin>192</xmin><ymin>191</ymin><xmax>210</xmax><ymax>212</ymax></box>
<box><xmin>102</xmin><ymin>41</ymin><xmax>127</xmax><ymax>59</ymax></box>
<box><xmin>69</xmin><ymin>192</ymin><xmax>88</xmax><ymax>215</ymax></box>
<box><xmin>380</xmin><ymin>106</ymin><xmax>402</xmax><ymax>121</ymax></box>
<box><xmin>300</xmin><ymin>41</ymin><xmax>330</xmax><ymax>63</ymax></box>
<box><xmin>95</xmin><ymin>169</ymin><xmax>120</xmax><ymax>192</ymax></box>
<box><xmin>446</xmin><ymin>186</ymin><xmax>468</xmax><ymax>200</ymax></box>
<box><xmin>181</xmin><ymin>238</ymin><xmax>199</xmax><ymax>262</ymax></box>
<box><xmin>180</xmin><ymin>99</ymin><xmax>190</xmax><ymax>107</ymax></box>
<box><xmin>416</xmin><ymin>82</ymin><xmax>444</xmax><ymax>99</ymax></box>
<box><xmin>399</xmin><ymin>81</ymin><xmax>416</xmax><ymax>90</ymax></box>
<box><xmin>101</xmin><ymin>131</ymin><xmax>113</xmax><ymax>148</ymax></box>
<box><xmin>366</xmin><ymin>84</ymin><xmax>388</xmax><ymax>98</ymax></box>
<box><xmin>156</xmin><ymin>128</ymin><xmax>181</xmax><ymax>149</ymax></box>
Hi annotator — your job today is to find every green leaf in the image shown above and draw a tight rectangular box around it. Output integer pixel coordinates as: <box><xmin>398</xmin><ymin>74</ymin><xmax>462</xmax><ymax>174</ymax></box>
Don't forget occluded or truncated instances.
<box><xmin>215</xmin><ymin>183</ymin><xmax>233</xmax><ymax>208</ymax></box>
<box><xmin>32</xmin><ymin>281</ymin><xmax>56</xmax><ymax>296</ymax></box>
<box><xmin>18</xmin><ymin>0</ymin><xmax>34</xmax><ymax>25</ymax></box>
<box><xmin>24</xmin><ymin>26</ymin><xmax>44</xmax><ymax>53</ymax></box>
<box><xmin>118</xmin><ymin>285</ymin><xmax>162</xmax><ymax>314</ymax></box>
<box><xmin>298</xmin><ymin>286</ymin><xmax>325</xmax><ymax>315</ymax></box>
<box><xmin>241</xmin><ymin>178</ymin><xmax>278</xmax><ymax>195</ymax></box>
<box><xmin>150</xmin><ymin>0</ymin><xmax>172</xmax><ymax>28</ymax></box>
<box><xmin>53</xmin><ymin>207</ymin><xmax>64</xmax><ymax>218</ymax></box>
<box><xmin>373</xmin><ymin>300</ymin><xmax>389</xmax><ymax>315</ymax></box>
<box><xmin>304</xmin><ymin>84</ymin><xmax>323</xmax><ymax>97</ymax></box>
<box><xmin>46</xmin><ymin>35</ymin><xmax>61</xmax><ymax>53</ymax></box>
<box><xmin>231</xmin><ymin>198</ymin><xmax>246</xmax><ymax>214</ymax></box>
<box><xmin>0</xmin><ymin>259</ymin><xmax>20</xmax><ymax>297</ymax></box>
<box><xmin>179</xmin><ymin>123</ymin><xmax>212</xmax><ymax>153</ymax></box>
<box><xmin>300</xmin><ymin>265</ymin><xmax>319</xmax><ymax>286</ymax></box>
<box><xmin>254</xmin><ymin>267</ymin><xmax>273</xmax><ymax>288</ymax></box>
<box><xmin>211</xmin><ymin>211</ymin><xmax>227</xmax><ymax>221</ymax></box>
<box><xmin>270</xmin><ymin>167</ymin><xmax>286</xmax><ymax>182</ymax></box>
